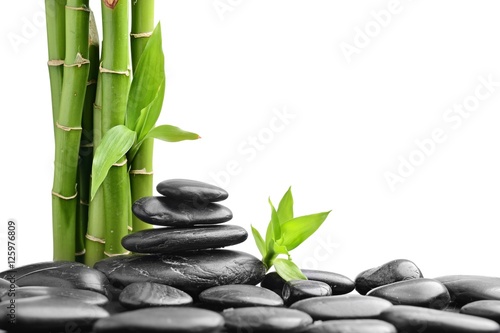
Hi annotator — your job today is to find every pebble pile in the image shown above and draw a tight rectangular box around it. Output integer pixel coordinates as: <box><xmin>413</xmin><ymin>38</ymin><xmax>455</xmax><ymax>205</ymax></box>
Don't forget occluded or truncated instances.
<box><xmin>0</xmin><ymin>180</ymin><xmax>499</xmax><ymax>332</ymax></box>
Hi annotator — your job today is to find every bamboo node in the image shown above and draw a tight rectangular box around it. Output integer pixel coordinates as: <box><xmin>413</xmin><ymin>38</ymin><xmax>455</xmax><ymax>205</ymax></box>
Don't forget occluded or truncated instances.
<box><xmin>128</xmin><ymin>226</ymin><xmax>133</xmax><ymax>231</ymax></box>
<box><xmin>130</xmin><ymin>169</ymin><xmax>154</xmax><ymax>175</ymax></box>
<box><xmin>87</xmin><ymin>79</ymin><xmax>97</xmax><ymax>86</ymax></box>
<box><xmin>131</xmin><ymin>31</ymin><xmax>153</xmax><ymax>39</ymax></box>
<box><xmin>99</xmin><ymin>62</ymin><xmax>130</xmax><ymax>77</ymax></box>
<box><xmin>112</xmin><ymin>159</ymin><xmax>128</xmax><ymax>167</ymax></box>
<box><xmin>65</xmin><ymin>53</ymin><xmax>90</xmax><ymax>68</ymax></box>
<box><xmin>75</xmin><ymin>249</ymin><xmax>86</xmax><ymax>256</ymax></box>
<box><xmin>85</xmin><ymin>234</ymin><xmax>106</xmax><ymax>244</ymax></box>
<box><xmin>52</xmin><ymin>191</ymin><xmax>78</xmax><ymax>200</ymax></box>
<box><xmin>47</xmin><ymin>59</ymin><xmax>64</xmax><ymax>67</ymax></box>
<box><xmin>80</xmin><ymin>142</ymin><xmax>93</xmax><ymax>148</ymax></box>
<box><xmin>104</xmin><ymin>251</ymin><xmax>130</xmax><ymax>257</ymax></box>
<box><xmin>65</xmin><ymin>5</ymin><xmax>90</xmax><ymax>12</ymax></box>
<box><xmin>93</xmin><ymin>103</ymin><xmax>102</xmax><ymax>110</ymax></box>
<box><xmin>56</xmin><ymin>122</ymin><xmax>82</xmax><ymax>132</ymax></box>
<box><xmin>80</xmin><ymin>199</ymin><xmax>89</xmax><ymax>206</ymax></box>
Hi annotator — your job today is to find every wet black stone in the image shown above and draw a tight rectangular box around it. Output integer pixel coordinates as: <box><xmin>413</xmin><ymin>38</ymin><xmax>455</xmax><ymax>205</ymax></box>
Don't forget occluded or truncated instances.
<box><xmin>94</xmin><ymin>250</ymin><xmax>266</xmax><ymax>295</ymax></box>
<box><xmin>461</xmin><ymin>300</ymin><xmax>500</xmax><ymax>323</ymax></box>
<box><xmin>0</xmin><ymin>286</ymin><xmax>109</xmax><ymax>306</ymax></box>
<box><xmin>355</xmin><ymin>259</ymin><xmax>423</xmax><ymax>295</ymax></box>
<box><xmin>119</xmin><ymin>282</ymin><xmax>193</xmax><ymax>309</ymax></box>
<box><xmin>380</xmin><ymin>305</ymin><xmax>500</xmax><ymax>333</ymax></box>
<box><xmin>157</xmin><ymin>179</ymin><xmax>228</xmax><ymax>203</ymax></box>
<box><xmin>0</xmin><ymin>278</ymin><xmax>15</xmax><ymax>295</ymax></box>
<box><xmin>132</xmin><ymin>196</ymin><xmax>233</xmax><ymax>227</ymax></box>
<box><xmin>261</xmin><ymin>270</ymin><xmax>354</xmax><ymax>296</ymax></box>
<box><xmin>0</xmin><ymin>296</ymin><xmax>109</xmax><ymax>332</ymax></box>
<box><xmin>199</xmin><ymin>284</ymin><xmax>283</xmax><ymax>309</ymax></box>
<box><xmin>282</xmin><ymin>280</ymin><xmax>332</xmax><ymax>306</ymax></box>
<box><xmin>122</xmin><ymin>225</ymin><xmax>247</xmax><ymax>254</ymax></box>
<box><xmin>0</xmin><ymin>261</ymin><xmax>110</xmax><ymax>295</ymax></box>
<box><xmin>301</xmin><ymin>319</ymin><xmax>397</xmax><ymax>333</ymax></box>
<box><xmin>367</xmin><ymin>278</ymin><xmax>451</xmax><ymax>309</ymax></box>
<box><xmin>436</xmin><ymin>275</ymin><xmax>500</xmax><ymax>305</ymax></box>
<box><xmin>290</xmin><ymin>295</ymin><xmax>393</xmax><ymax>320</ymax></box>
<box><xmin>222</xmin><ymin>306</ymin><xmax>313</xmax><ymax>332</ymax></box>
<box><xmin>94</xmin><ymin>307</ymin><xmax>224</xmax><ymax>333</ymax></box>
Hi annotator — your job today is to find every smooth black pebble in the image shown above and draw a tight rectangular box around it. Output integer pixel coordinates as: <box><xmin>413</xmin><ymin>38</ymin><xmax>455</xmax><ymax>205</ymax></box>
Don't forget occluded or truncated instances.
<box><xmin>119</xmin><ymin>282</ymin><xmax>192</xmax><ymax>309</ymax></box>
<box><xmin>199</xmin><ymin>284</ymin><xmax>283</xmax><ymax>309</ymax></box>
<box><xmin>461</xmin><ymin>300</ymin><xmax>500</xmax><ymax>324</ymax></box>
<box><xmin>282</xmin><ymin>280</ymin><xmax>332</xmax><ymax>305</ymax></box>
<box><xmin>122</xmin><ymin>225</ymin><xmax>247</xmax><ymax>254</ymax></box>
<box><xmin>132</xmin><ymin>196</ymin><xmax>233</xmax><ymax>226</ymax></box>
<box><xmin>157</xmin><ymin>179</ymin><xmax>228</xmax><ymax>203</ymax></box>
<box><xmin>0</xmin><ymin>286</ymin><xmax>108</xmax><ymax>306</ymax></box>
<box><xmin>436</xmin><ymin>275</ymin><xmax>500</xmax><ymax>305</ymax></box>
<box><xmin>301</xmin><ymin>319</ymin><xmax>397</xmax><ymax>333</ymax></box>
<box><xmin>94</xmin><ymin>307</ymin><xmax>224</xmax><ymax>333</ymax></box>
<box><xmin>222</xmin><ymin>306</ymin><xmax>313</xmax><ymax>332</ymax></box>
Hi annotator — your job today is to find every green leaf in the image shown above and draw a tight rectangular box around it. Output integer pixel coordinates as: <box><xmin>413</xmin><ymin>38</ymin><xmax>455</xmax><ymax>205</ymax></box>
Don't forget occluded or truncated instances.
<box><xmin>134</xmin><ymin>79</ymin><xmax>165</xmax><ymax>142</ymax></box>
<box><xmin>90</xmin><ymin>125</ymin><xmax>136</xmax><ymax>201</ymax></box>
<box><xmin>274</xmin><ymin>258</ymin><xmax>307</xmax><ymax>281</ymax></box>
<box><xmin>277</xmin><ymin>186</ymin><xmax>294</xmax><ymax>224</ymax></box>
<box><xmin>126</xmin><ymin>23</ymin><xmax>165</xmax><ymax>131</ymax></box>
<box><xmin>280</xmin><ymin>211</ymin><xmax>332</xmax><ymax>251</ymax></box>
<box><xmin>251</xmin><ymin>225</ymin><xmax>266</xmax><ymax>258</ymax></box>
<box><xmin>145</xmin><ymin>125</ymin><xmax>200</xmax><ymax>142</ymax></box>
<box><xmin>265</xmin><ymin>198</ymin><xmax>281</xmax><ymax>254</ymax></box>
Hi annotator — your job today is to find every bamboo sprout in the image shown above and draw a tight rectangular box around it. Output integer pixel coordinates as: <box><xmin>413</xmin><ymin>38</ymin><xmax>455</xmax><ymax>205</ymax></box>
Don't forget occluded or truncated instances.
<box><xmin>52</xmin><ymin>0</ymin><xmax>90</xmax><ymax>261</ymax></box>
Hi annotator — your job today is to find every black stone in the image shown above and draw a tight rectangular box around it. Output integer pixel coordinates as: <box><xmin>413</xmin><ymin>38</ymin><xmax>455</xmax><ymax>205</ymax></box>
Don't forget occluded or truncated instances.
<box><xmin>0</xmin><ymin>278</ymin><xmax>15</xmax><ymax>295</ymax></box>
<box><xmin>301</xmin><ymin>319</ymin><xmax>397</xmax><ymax>333</ymax></box>
<box><xmin>0</xmin><ymin>261</ymin><xmax>110</xmax><ymax>295</ymax></box>
<box><xmin>461</xmin><ymin>300</ymin><xmax>500</xmax><ymax>323</ymax></box>
<box><xmin>282</xmin><ymin>280</ymin><xmax>332</xmax><ymax>305</ymax></box>
<box><xmin>261</xmin><ymin>270</ymin><xmax>354</xmax><ymax>296</ymax></box>
<box><xmin>122</xmin><ymin>225</ymin><xmax>247</xmax><ymax>254</ymax></box>
<box><xmin>367</xmin><ymin>278</ymin><xmax>451</xmax><ymax>309</ymax></box>
<box><xmin>290</xmin><ymin>295</ymin><xmax>393</xmax><ymax>320</ymax></box>
<box><xmin>436</xmin><ymin>275</ymin><xmax>500</xmax><ymax>305</ymax></box>
<box><xmin>0</xmin><ymin>286</ymin><xmax>109</xmax><ymax>306</ymax></box>
<box><xmin>94</xmin><ymin>250</ymin><xmax>266</xmax><ymax>294</ymax></box>
<box><xmin>380</xmin><ymin>305</ymin><xmax>500</xmax><ymax>333</ymax></box>
<box><xmin>132</xmin><ymin>196</ymin><xmax>233</xmax><ymax>227</ymax></box>
<box><xmin>222</xmin><ymin>306</ymin><xmax>313</xmax><ymax>332</ymax></box>
<box><xmin>355</xmin><ymin>259</ymin><xmax>423</xmax><ymax>295</ymax></box>
<box><xmin>157</xmin><ymin>179</ymin><xmax>228</xmax><ymax>203</ymax></box>
<box><xmin>94</xmin><ymin>307</ymin><xmax>224</xmax><ymax>333</ymax></box>
<box><xmin>119</xmin><ymin>282</ymin><xmax>193</xmax><ymax>309</ymax></box>
<box><xmin>0</xmin><ymin>296</ymin><xmax>109</xmax><ymax>332</ymax></box>
<box><xmin>199</xmin><ymin>284</ymin><xmax>283</xmax><ymax>309</ymax></box>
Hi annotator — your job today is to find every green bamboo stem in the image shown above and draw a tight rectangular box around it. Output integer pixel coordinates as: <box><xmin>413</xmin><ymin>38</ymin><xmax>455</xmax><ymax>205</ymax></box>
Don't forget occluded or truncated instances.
<box><xmin>130</xmin><ymin>0</ymin><xmax>155</xmax><ymax>233</ymax></box>
<box><xmin>76</xmin><ymin>11</ymin><xmax>100</xmax><ymax>263</ymax></box>
<box><xmin>52</xmin><ymin>0</ymin><xmax>90</xmax><ymax>261</ymax></box>
<box><xmin>101</xmin><ymin>0</ymin><xmax>131</xmax><ymax>257</ymax></box>
<box><xmin>45</xmin><ymin>0</ymin><xmax>65</xmax><ymax>134</ymax></box>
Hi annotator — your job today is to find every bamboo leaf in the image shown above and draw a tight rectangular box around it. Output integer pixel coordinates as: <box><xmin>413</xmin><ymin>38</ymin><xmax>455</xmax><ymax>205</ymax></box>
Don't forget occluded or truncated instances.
<box><xmin>274</xmin><ymin>258</ymin><xmax>307</xmax><ymax>281</ymax></box>
<box><xmin>251</xmin><ymin>225</ymin><xmax>266</xmax><ymax>258</ymax></box>
<box><xmin>145</xmin><ymin>125</ymin><xmax>200</xmax><ymax>142</ymax></box>
<box><xmin>280</xmin><ymin>211</ymin><xmax>332</xmax><ymax>251</ymax></box>
<box><xmin>277</xmin><ymin>186</ymin><xmax>294</xmax><ymax>224</ymax></box>
<box><xmin>126</xmin><ymin>23</ymin><xmax>164</xmax><ymax>131</ymax></box>
<box><xmin>136</xmin><ymin>79</ymin><xmax>165</xmax><ymax>141</ymax></box>
<box><xmin>265</xmin><ymin>198</ymin><xmax>281</xmax><ymax>254</ymax></box>
<box><xmin>90</xmin><ymin>125</ymin><xmax>136</xmax><ymax>200</ymax></box>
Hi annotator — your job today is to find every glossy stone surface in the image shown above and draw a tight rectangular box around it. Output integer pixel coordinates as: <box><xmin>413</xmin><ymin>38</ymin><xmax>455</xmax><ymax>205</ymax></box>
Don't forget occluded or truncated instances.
<box><xmin>94</xmin><ymin>307</ymin><xmax>224</xmax><ymax>333</ymax></box>
<box><xmin>355</xmin><ymin>259</ymin><xmax>423</xmax><ymax>295</ymax></box>
<box><xmin>367</xmin><ymin>278</ymin><xmax>451</xmax><ymax>309</ymax></box>
<box><xmin>132</xmin><ymin>196</ymin><xmax>233</xmax><ymax>226</ymax></box>
<box><xmin>156</xmin><ymin>179</ymin><xmax>228</xmax><ymax>203</ymax></box>
<box><xmin>301</xmin><ymin>319</ymin><xmax>397</xmax><ymax>333</ymax></box>
<box><xmin>282</xmin><ymin>280</ymin><xmax>332</xmax><ymax>305</ymax></box>
<box><xmin>0</xmin><ymin>286</ymin><xmax>108</xmax><ymax>306</ymax></box>
<box><xmin>380</xmin><ymin>305</ymin><xmax>500</xmax><ymax>333</ymax></box>
<box><xmin>0</xmin><ymin>278</ymin><xmax>15</xmax><ymax>295</ymax></box>
<box><xmin>261</xmin><ymin>270</ymin><xmax>354</xmax><ymax>296</ymax></box>
<box><xmin>436</xmin><ymin>275</ymin><xmax>500</xmax><ymax>305</ymax></box>
<box><xmin>0</xmin><ymin>296</ymin><xmax>109</xmax><ymax>332</ymax></box>
<box><xmin>222</xmin><ymin>307</ymin><xmax>313</xmax><ymax>332</ymax></box>
<box><xmin>199</xmin><ymin>284</ymin><xmax>283</xmax><ymax>308</ymax></box>
<box><xmin>119</xmin><ymin>282</ymin><xmax>193</xmax><ymax>309</ymax></box>
<box><xmin>122</xmin><ymin>225</ymin><xmax>248</xmax><ymax>254</ymax></box>
<box><xmin>461</xmin><ymin>300</ymin><xmax>500</xmax><ymax>323</ymax></box>
<box><xmin>94</xmin><ymin>250</ymin><xmax>266</xmax><ymax>294</ymax></box>
<box><xmin>290</xmin><ymin>295</ymin><xmax>393</xmax><ymax>320</ymax></box>
<box><xmin>0</xmin><ymin>261</ymin><xmax>110</xmax><ymax>295</ymax></box>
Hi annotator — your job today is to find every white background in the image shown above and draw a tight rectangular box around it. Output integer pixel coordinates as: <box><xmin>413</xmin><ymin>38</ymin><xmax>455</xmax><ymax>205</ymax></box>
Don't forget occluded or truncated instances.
<box><xmin>1</xmin><ymin>0</ymin><xmax>500</xmax><ymax>281</ymax></box>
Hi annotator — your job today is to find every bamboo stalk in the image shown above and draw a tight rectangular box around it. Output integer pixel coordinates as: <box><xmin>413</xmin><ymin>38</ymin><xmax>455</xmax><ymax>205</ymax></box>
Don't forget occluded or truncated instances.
<box><xmin>52</xmin><ymin>0</ymin><xmax>90</xmax><ymax>261</ymax></box>
<box><xmin>76</xmin><ymin>11</ymin><xmax>100</xmax><ymax>263</ymax></box>
<box><xmin>101</xmin><ymin>0</ymin><xmax>131</xmax><ymax>257</ymax></box>
<box><xmin>130</xmin><ymin>0</ymin><xmax>155</xmax><ymax>232</ymax></box>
